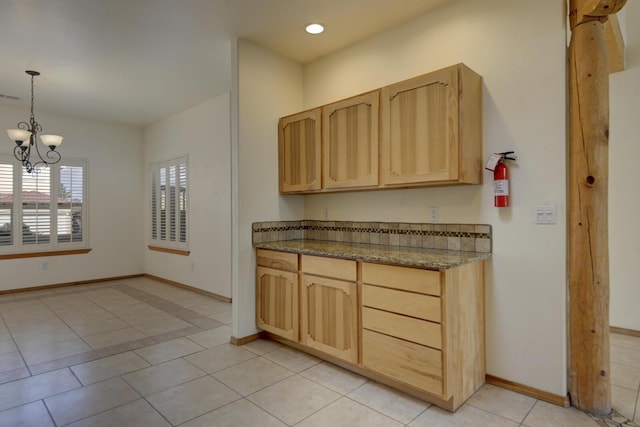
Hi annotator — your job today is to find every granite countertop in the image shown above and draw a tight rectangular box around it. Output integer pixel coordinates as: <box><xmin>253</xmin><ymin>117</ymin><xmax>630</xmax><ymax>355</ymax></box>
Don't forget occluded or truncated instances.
<box><xmin>255</xmin><ymin>239</ymin><xmax>491</xmax><ymax>270</ymax></box>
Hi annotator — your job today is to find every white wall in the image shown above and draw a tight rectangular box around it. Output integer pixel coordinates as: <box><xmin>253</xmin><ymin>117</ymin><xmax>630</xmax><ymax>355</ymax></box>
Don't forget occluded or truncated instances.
<box><xmin>233</xmin><ymin>39</ymin><xmax>305</xmax><ymax>338</ymax></box>
<box><xmin>143</xmin><ymin>94</ymin><xmax>232</xmax><ymax>298</ymax></box>
<box><xmin>0</xmin><ymin>104</ymin><xmax>144</xmax><ymax>289</ymax></box>
<box><xmin>610</xmin><ymin>0</ymin><xmax>640</xmax><ymax>331</ymax></box>
<box><xmin>302</xmin><ymin>0</ymin><xmax>567</xmax><ymax>395</ymax></box>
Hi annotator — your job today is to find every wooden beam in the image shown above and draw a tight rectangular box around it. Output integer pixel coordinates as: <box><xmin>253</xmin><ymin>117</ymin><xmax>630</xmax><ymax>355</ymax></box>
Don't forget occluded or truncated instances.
<box><xmin>570</xmin><ymin>0</ymin><xmax>627</xmax><ymax>28</ymax></box>
<box><xmin>567</xmin><ymin>0</ymin><xmax>628</xmax><ymax>416</ymax></box>
<box><xmin>603</xmin><ymin>14</ymin><xmax>625</xmax><ymax>73</ymax></box>
<box><xmin>568</xmin><ymin>18</ymin><xmax>611</xmax><ymax>416</ymax></box>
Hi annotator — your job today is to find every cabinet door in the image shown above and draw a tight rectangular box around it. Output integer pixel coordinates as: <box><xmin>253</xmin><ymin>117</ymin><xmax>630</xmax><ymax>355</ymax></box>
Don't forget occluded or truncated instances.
<box><xmin>322</xmin><ymin>91</ymin><xmax>379</xmax><ymax>189</ymax></box>
<box><xmin>279</xmin><ymin>109</ymin><xmax>322</xmax><ymax>193</ymax></box>
<box><xmin>256</xmin><ymin>266</ymin><xmax>299</xmax><ymax>341</ymax></box>
<box><xmin>380</xmin><ymin>66</ymin><xmax>459</xmax><ymax>186</ymax></box>
<box><xmin>300</xmin><ymin>274</ymin><xmax>358</xmax><ymax>364</ymax></box>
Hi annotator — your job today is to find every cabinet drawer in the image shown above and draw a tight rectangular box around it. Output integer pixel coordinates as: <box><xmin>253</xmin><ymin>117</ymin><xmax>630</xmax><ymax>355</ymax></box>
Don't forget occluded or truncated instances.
<box><xmin>362</xmin><ymin>307</ymin><xmax>442</xmax><ymax>349</ymax></box>
<box><xmin>256</xmin><ymin>249</ymin><xmax>298</xmax><ymax>272</ymax></box>
<box><xmin>362</xmin><ymin>263</ymin><xmax>440</xmax><ymax>296</ymax></box>
<box><xmin>301</xmin><ymin>255</ymin><xmax>356</xmax><ymax>281</ymax></box>
<box><xmin>362</xmin><ymin>329</ymin><xmax>443</xmax><ymax>396</ymax></box>
<box><xmin>362</xmin><ymin>285</ymin><xmax>441</xmax><ymax>323</ymax></box>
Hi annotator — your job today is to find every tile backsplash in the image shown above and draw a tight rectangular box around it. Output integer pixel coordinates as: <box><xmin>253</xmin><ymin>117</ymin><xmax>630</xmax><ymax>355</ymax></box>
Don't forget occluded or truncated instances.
<box><xmin>252</xmin><ymin>220</ymin><xmax>492</xmax><ymax>253</ymax></box>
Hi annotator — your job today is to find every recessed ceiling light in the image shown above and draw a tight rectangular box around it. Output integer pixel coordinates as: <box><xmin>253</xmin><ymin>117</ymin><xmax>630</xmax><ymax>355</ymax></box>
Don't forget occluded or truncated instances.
<box><xmin>305</xmin><ymin>23</ymin><xmax>325</xmax><ymax>35</ymax></box>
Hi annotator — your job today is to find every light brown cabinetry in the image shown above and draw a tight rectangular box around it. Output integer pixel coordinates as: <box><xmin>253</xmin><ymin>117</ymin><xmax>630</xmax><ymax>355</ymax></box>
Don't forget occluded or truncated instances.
<box><xmin>322</xmin><ymin>91</ymin><xmax>379</xmax><ymax>190</ymax></box>
<box><xmin>278</xmin><ymin>64</ymin><xmax>482</xmax><ymax>194</ymax></box>
<box><xmin>254</xmin><ymin>248</ymin><xmax>485</xmax><ymax>411</ymax></box>
<box><xmin>300</xmin><ymin>255</ymin><xmax>358</xmax><ymax>364</ymax></box>
<box><xmin>255</xmin><ymin>250</ymin><xmax>299</xmax><ymax>341</ymax></box>
<box><xmin>278</xmin><ymin>109</ymin><xmax>322</xmax><ymax>193</ymax></box>
<box><xmin>361</xmin><ymin>261</ymin><xmax>485</xmax><ymax>410</ymax></box>
<box><xmin>380</xmin><ymin>64</ymin><xmax>482</xmax><ymax>187</ymax></box>
<box><xmin>279</xmin><ymin>92</ymin><xmax>379</xmax><ymax>194</ymax></box>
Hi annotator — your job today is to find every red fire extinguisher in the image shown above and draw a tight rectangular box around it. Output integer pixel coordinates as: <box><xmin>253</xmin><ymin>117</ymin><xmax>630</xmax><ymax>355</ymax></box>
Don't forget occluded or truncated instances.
<box><xmin>493</xmin><ymin>151</ymin><xmax>516</xmax><ymax>208</ymax></box>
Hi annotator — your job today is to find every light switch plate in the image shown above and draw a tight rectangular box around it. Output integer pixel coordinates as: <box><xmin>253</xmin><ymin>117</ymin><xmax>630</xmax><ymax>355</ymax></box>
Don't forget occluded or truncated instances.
<box><xmin>534</xmin><ymin>205</ymin><xmax>557</xmax><ymax>224</ymax></box>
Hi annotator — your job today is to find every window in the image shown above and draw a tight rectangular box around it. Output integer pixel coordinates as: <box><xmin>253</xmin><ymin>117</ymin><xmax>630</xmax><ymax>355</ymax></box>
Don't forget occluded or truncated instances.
<box><xmin>0</xmin><ymin>156</ymin><xmax>88</xmax><ymax>253</ymax></box>
<box><xmin>150</xmin><ymin>156</ymin><xmax>188</xmax><ymax>251</ymax></box>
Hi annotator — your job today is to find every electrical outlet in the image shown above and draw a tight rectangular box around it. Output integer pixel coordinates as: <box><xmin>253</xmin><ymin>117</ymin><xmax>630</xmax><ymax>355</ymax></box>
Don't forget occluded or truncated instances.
<box><xmin>323</xmin><ymin>208</ymin><xmax>329</xmax><ymax>220</ymax></box>
<box><xmin>429</xmin><ymin>207</ymin><xmax>439</xmax><ymax>222</ymax></box>
<box><xmin>41</xmin><ymin>261</ymin><xmax>48</xmax><ymax>271</ymax></box>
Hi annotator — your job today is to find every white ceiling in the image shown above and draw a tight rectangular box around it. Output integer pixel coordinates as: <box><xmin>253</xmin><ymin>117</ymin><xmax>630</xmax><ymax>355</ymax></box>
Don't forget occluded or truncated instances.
<box><xmin>0</xmin><ymin>0</ymin><xmax>449</xmax><ymax>126</ymax></box>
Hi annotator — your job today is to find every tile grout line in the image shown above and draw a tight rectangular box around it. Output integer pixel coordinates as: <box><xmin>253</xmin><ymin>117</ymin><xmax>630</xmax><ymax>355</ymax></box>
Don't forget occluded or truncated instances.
<box><xmin>0</xmin><ymin>304</ymin><xmax>36</xmax><ymax>378</ymax></box>
<box><xmin>287</xmin><ymin>391</ymin><xmax>342</xmax><ymax>426</ymax></box>
<box><xmin>472</xmin><ymin>402</ymin><xmax>534</xmax><ymax>425</ymax></box>
<box><xmin>0</xmin><ymin>369</ymin><xmax>83</xmax><ymax>417</ymax></box>
<box><xmin>40</xmin><ymin>398</ymin><xmax>58</xmax><ymax>427</ymax></box>
<box><xmin>169</xmin><ymin>394</ymin><xmax>246</xmax><ymax>427</ymax></box>
<box><xmin>519</xmin><ymin>398</ymin><xmax>539</xmax><ymax>427</ymax></box>
<box><xmin>141</xmin><ymin>394</ymin><xmax>175</xmax><ymax>427</ymax></box>
<box><xmin>341</xmin><ymin>393</ymin><xmax>423</xmax><ymax>426</ymax></box>
<box><xmin>37</xmin><ymin>295</ymin><xmax>101</xmax><ymax>369</ymax></box>
<box><xmin>405</xmin><ymin>404</ymin><xmax>430</xmax><ymax>426</ymax></box>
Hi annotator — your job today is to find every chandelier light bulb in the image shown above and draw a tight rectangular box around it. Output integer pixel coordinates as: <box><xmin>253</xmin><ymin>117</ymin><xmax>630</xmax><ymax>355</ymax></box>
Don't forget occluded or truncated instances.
<box><xmin>7</xmin><ymin>129</ymin><xmax>32</xmax><ymax>144</ymax></box>
<box><xmin>40</xmin><ymin>134</ymin><xmax>63</xmax><ymax>149</ymax></box>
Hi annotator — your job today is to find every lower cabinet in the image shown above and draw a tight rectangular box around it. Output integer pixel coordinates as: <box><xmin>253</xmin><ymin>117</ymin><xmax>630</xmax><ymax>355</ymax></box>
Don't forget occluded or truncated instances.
<box><xmin>255</xmin><ymin>249</ymin><xmax>299</xmax><ymax>342</ymax></box>
<box><xmin>300</xmin><ymin>274</ymin><xmax>358</xmax><ymax>364</ymax></box>
<box><xmin>255</xmin><ymin>249</ymin><xmax>485</xmax><ymax>411</ymax></box>
<box><xmin>361</xmin><ymin>261</ymin><xmax>485</xmax><ymax>410</ymax></box>
<box><xmin>300</xmin><ymin>254</ymin><xmax>358</xmax><ymax>364</ymax></box>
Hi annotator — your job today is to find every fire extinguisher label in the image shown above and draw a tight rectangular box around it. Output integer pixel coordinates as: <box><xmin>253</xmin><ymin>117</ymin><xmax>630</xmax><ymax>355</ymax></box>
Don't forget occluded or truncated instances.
<box><xmin>494</xmin><ymin>179</ymin><xmax>509</xmax><ymax>196</ymax></box>
<box><xmin>485</xmin><ymin>154</ymin><xmax>502</xmax><ymax>171</ymax></box>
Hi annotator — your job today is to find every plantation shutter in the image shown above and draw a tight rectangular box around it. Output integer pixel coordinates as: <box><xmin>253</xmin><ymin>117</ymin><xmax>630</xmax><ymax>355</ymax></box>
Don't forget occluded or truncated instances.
<box><xmin>58</xmin><ymin>164</ymin><xmax>85</xmax><ymax>243</ymax></box>
<box><xmin>0</xmin><ymin>163</ymin><xmax>14</xmax><ymax>247</ymax></box>
<box><xmin>179</xmin><ymin>162</ymin><xmax>187</xmax><ymax>243</ymax></box>
<box><xmin>22</xmin><ymin>167</ymin><xmax>51</xmax><ymax>245</ymax></box>
<box><xmin>151</xmin><ymin>170</ymin><xmax>158</xmax><ymax>240</ymax></box>
<box><xmin>150</xmin><ymin>156</ymin><xmax>188</xmax><ymax>250</ymax></box>
<box><xmin>0</xmin><ymin>157</ymin><xmax>87</xmax><ymax>254</ymax></box>
<box><xmin>169</xmin><ymin>164</ymin><xmax>176</xmax><ymax>242</ymax></box>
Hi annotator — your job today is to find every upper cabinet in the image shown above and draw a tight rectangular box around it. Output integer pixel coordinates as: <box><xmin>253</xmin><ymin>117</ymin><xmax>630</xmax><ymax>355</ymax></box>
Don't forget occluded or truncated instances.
<box><xmin>380</xmin><ymin>64</ymin><xmax>482</xmax><ymax>187</ymax></box>
<box><xmin>278</xmin><ymin>63</ymin><xmax>482</xmax><ymax>194</ymax></box>
<box><xmin>278</xmin><ymin>109</ymin><xmax>322</xmax><ymax>193</ymax></box>
<box><xmin>322</xmin><ymin>91</ymin><xmax>379</xmax><ymax>190</ymax></box>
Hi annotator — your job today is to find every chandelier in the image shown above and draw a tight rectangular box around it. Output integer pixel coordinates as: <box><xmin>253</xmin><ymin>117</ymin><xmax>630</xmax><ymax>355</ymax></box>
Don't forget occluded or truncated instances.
<box><xmin>6</xmin><ymin>70</ymin><xmax>63</xmax><ymax>173</ymax></box>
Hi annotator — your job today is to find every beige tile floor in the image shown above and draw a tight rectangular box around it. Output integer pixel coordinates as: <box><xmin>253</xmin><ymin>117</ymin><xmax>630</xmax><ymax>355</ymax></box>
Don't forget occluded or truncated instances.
<box><xmin>0</xmin><ymin>276</ymin><xmax>637</xmax><ymax>426</ymax></box>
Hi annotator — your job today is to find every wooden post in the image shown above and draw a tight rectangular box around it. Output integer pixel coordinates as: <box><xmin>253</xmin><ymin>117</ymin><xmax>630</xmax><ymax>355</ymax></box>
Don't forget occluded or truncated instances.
<box><xmin>567</xmin><ymin>0</ymin><xmax>626</xmax><ymax>416</ymax></box>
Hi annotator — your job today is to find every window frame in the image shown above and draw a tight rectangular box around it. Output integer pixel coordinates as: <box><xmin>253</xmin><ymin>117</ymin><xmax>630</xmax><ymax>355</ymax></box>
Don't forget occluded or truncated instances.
<box><xmin>149</xmin><ymin>155</ymin><xmax>189</xmax><ymax>253</ymax></box>
<box><xmin>0</xmin><ymin>155</ymin><xmax>89</xmax><ymax>255</ymax></box>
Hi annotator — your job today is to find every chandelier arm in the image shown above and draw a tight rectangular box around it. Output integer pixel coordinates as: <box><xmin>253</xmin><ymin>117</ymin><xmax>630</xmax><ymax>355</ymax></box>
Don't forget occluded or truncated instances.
<box><xmin>31</xmin><ymin>136</ymin><xmax>62</xmax><ymax>169</ymax></box>
<box><xmin>16</xmin><ymin>121</ymin><xmax>32</xmax><ymax>132</ymax></box>
<box><xmin>13</xmin><ymin>143</ymin><xmax>31</xmax><ymax>163</ymax></box>
<box><xmin>45</xmin><ymin>150</ymin><xmax>61</xmax><ymax>163</ymax></box>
